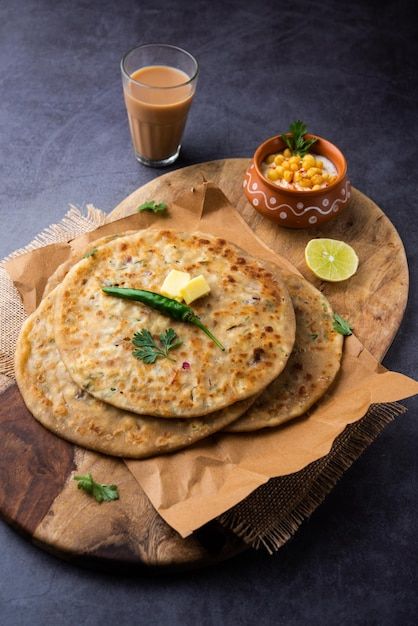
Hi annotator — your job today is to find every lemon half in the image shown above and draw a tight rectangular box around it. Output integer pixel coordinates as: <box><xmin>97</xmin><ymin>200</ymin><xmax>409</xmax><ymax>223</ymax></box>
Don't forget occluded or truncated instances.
<box><xmin>305</xmin><ymin>238</ymin><xmax>359</xmax><ymax>282</ymax></box>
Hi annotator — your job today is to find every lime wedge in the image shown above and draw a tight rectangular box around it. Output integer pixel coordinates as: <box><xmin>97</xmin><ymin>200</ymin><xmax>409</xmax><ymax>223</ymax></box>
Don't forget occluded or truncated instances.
<box><xmin>304</xmin><ymin>238</ymin><xmax>359</xmax><ymax>282</ymax></box>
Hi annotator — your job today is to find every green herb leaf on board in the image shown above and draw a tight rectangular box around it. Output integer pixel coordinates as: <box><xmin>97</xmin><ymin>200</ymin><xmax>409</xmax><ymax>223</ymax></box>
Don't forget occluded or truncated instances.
<box><xmin>137</xmin><ymin>201</ymin><xmax>168</xmax><ymax>214</ymax></box>
<box><xmin>333</xmin><ymin>313</ymin><xmax>353</xmax><ymax>336</ymax></box>
<box><xmin>74</xmin><ymin>473</ymin><xmax>119</xmax><ymax>503</ymax></box>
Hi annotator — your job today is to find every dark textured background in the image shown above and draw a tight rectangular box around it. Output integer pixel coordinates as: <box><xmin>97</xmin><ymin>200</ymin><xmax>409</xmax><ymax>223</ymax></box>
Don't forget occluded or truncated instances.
<box><xmin>0</xmin><ymin>0</ymin><xmax>417</xmax><ymax>624</ymax></box>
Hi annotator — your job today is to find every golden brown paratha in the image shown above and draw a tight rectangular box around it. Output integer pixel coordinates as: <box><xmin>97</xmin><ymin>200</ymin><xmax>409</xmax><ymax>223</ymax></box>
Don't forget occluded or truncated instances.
<box><xmin>53</xmin><ymin>229</ymin><xmax>296</xmax><ymax>418</ymax></box>
<box><xmin>43</xmin><ymin>233</ymin><xmax>137</xmax><ymax>298</ymax></box>
<box><xmin>14</xmin><ymin>289</ymin><xmax>256</xmax><ymax>458</ymax></box>
<box><xmin>227</xmin><ymin>272</ymin><xmax>343</xmax><ymax>432</ymax></box>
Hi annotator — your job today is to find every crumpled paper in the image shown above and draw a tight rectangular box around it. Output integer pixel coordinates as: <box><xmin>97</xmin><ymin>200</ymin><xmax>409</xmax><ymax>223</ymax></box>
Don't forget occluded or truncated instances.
<box><xmin>6</xmin><ymin>182</ymin><xmax>418</xmax><ymax>538</ymax></box>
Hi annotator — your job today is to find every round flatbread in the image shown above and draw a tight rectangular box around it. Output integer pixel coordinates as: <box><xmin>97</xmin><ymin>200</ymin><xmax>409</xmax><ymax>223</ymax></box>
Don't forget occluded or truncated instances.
<box><xmin>14</xmin><ymin>289</ymin><xmax>256</xmax><ymax>458</ymax></box>
<box><xmin>53</xmin><ymin>229</ymin><xmax>296</xmax><ymax>418</ymax></box>
<box><xmin>227</xmin><ymin>272</ymin><xmax>343</xmax><ymax>432</ymax></box>
<box><xmin>43</xmin><ymin>232</ymin><xmax>137</xmax><ymax>298</ymax></box>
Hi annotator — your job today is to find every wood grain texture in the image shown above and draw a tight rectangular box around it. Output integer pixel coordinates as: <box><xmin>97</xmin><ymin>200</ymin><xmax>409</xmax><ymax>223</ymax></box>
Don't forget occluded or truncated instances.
<box><xmin>0</xmin><ymin>159</ymin><xmax>408</xmax><ymax>570</ymax></box>
<box><xmin>33</xmin><ymin>443</ymin><xmax>243</xmax><ymax>570</ymax></box>
<box><xmin>0</xmin><ymin>385</ymin><xmax>75</xmax><ymax>534</ymax></box>
<box><xmin>0</xmin><ymin>384</ymin><xmax>244</xmax><ymax>569</ymax></box>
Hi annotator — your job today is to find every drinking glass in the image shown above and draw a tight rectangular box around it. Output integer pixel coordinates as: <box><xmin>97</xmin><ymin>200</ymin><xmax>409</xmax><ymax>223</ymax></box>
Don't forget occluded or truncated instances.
<box><xmin>121</xmin><ymin>43</ymin><xmax>199</xmax><ymax>167</ymax></box>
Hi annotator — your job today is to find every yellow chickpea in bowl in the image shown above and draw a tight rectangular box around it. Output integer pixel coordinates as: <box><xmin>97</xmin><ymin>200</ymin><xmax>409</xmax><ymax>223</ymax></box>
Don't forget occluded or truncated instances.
<box><xmin>262</xmin><ymin>150</ymin><xmax>338</xmax><ymax>192</ymax></box>
<box><xmin>243</xmin><ymin>120</ymin><xmax>351</xmax><ymax>228</ymax></box>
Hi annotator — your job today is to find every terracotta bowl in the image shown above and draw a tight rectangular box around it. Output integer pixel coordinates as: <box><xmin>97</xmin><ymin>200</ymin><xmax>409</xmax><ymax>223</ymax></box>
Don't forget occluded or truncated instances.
<box><xmin>243</xmin><ymin>134</ymin><xmax>351</xmax><ymax>228</ymax></box>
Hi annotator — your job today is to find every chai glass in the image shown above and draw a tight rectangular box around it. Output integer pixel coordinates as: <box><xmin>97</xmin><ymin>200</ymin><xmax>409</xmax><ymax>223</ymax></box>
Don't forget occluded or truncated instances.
<box><xmin>121</xmin><ymin>43</ymin><xmax>199</xmax><ymax>167</ymax></box>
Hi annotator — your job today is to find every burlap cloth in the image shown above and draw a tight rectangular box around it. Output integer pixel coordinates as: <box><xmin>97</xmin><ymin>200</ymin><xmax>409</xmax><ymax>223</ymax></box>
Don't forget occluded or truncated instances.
<box><xmin>0</xmin><ymin>206</ymin><xmax>406</xmax><ymax>553</ymax></box>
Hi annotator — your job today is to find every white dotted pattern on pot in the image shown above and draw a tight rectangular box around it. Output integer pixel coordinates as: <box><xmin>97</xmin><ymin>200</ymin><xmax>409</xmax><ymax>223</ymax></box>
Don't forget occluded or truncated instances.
<box><xmin>244</xmin><ymin>167</ymin><xmax>351</xmax><ymax>218</ymax></box>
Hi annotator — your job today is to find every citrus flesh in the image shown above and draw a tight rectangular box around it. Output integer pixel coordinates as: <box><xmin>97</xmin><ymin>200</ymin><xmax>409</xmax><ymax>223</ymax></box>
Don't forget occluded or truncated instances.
<box><xmin>304</xmin><ymin>238</ymin><xmax>359</xmax><ymax>282</ymax></box>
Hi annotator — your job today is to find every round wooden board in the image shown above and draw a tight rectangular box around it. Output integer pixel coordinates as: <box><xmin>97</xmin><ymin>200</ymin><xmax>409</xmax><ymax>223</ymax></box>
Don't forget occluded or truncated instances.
<box><xmin>0</xmin><ymin>159</ymin><xmax>408</xmax><ymax>571</ymax></box>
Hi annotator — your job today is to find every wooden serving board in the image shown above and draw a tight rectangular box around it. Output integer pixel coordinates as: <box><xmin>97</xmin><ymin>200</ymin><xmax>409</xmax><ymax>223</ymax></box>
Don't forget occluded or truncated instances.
<box><xmin>0</xmin><ymin>159</ymin><xmax>409</xmax><ymax>571</ymax></box>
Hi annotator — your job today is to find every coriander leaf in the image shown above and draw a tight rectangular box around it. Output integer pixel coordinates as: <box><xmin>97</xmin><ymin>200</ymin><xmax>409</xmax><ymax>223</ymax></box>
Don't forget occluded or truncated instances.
<box><xmin>132</xmin><ymin>328</ymin><xmax>181</xmax><ymax>363</ymax></box>
<box><xmin>333</xmin><ymin>313</ymin><xmax>353</xmax><ymax>336</ymax></box>
<box><xmin>282</xmin><ymin>134</ymin><xmax>293</xmax><ymax>151</ymax></box>
<box><xmin>290</xmin><ymin>119</ymin><xmax>307</xmax><ymax>137</ymax></box>
<box><xmin>132</xmin><ymin>329</ymin><xmax>162</xmax><ymax>364</ymax></box>
<box><xmin>82</xmin><ymin>247</ymin><xmax>98</xmax><ymax>259</ymax></box>
<box><xmin>302</xmin><ymin>137</ymin><xmax>318</xmax><ymax>152</ymax></box>
<box><xmin>135</xmin><ymin>345</ymin><xmax>160</xmax><ymax>364</ymax></box>
<box><xmin>160</xmin><ymin>327</ymin><xmax>183</xmax><ymax>354</ymax></box>
<box><xmin>137</xmin><ymin>200</ymin><xmax>168</xmax><ymax>215</ymax></box>
<box><xmin>74</xmin><ymin>473</ymin><xmax>119</xmax><ymax>503</ymax></box>
<box><xmin>280</xmin><ymin>119</ymin><xmax>317</xmax><ymax>157</ymax></box>
<box><xmin>132</xmin><ymin>328</ymin><xmax>154</xmax><ymax>347</ymax></box>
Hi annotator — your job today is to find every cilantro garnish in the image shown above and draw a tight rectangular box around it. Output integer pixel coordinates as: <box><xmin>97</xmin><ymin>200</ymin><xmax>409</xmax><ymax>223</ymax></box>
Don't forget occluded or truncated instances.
<box><xmin>132</xmin><ymin>328</ymin><xmax>182</xmax><ymax>364</ymax></box>
<box><xmin>82</xmin><ymin>247</ymin><xmax>98</xmax><ymax>259</ymax></box>
<box><xmin>333</xmin><ymin>313</ymin><xmax>353</xmax><ymax>336</ymax></box>
<box><xmin>74</xmin><ymin>473</ymin><xmax>119</xmax><ymax>503</ymax></box>
<box><xmin>280</xmin><ymin>120</ymin><xmax>317</xmax><ymax>157</ymax></box>
<box><xmin>137</xmin><ymin>200</ymin><xmax>168</xmax><ymax>215</ymax></box>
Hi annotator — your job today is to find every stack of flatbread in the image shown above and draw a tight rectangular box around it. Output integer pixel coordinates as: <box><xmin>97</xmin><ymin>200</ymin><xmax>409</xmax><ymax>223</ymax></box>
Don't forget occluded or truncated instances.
<box><xmin>15</xmin><ymin>229</ymin><xmax>343</xmax><ymax>458</ymax></box>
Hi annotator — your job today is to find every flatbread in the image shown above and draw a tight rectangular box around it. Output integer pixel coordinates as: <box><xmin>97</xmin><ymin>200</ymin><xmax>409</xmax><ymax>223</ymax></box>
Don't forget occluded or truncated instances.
<box><xmin>227</xmin><ymin>272</ymin><xmax>343</xmax><ymax>432</ymax></box>
<box><xmin>43</xmin><ymin>233</ymin><xmax>137</xmax><ymax>298</ymax></box>
<box><xmin>14</xmin><ymin>289</ymin><xmax>256</xmax><ymax>458</ymax></box>
<box><xmin>54</xmin><ymin>229</ymin><xmax>296</xmax><ymax>418</ymax></box>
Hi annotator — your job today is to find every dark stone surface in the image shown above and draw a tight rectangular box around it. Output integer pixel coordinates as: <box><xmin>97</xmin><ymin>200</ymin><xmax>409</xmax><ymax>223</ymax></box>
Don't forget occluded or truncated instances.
<box><xmin>0</xmin><ymin>0</ymin><xmax>416</xmax><ymax>624</ymax></box>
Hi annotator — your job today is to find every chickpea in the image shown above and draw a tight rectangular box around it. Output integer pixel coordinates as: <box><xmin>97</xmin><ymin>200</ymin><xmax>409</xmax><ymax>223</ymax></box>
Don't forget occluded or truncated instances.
<box><xmin>311</xmin><ymin>174</ymin><xmax>324</xmax><ymax>185</ymax></box>
<box><xmin>264</xmin><ymin>149</ymin><xmax>336</xmax><ymax>192</ymax></box>
<box><xmin>302</xmin><ymin>154</ymin><xmax>315</xmax><ymax>169</ymax></box>
<box><xmin>267</xmin><ymin>168</ymin><xmax>280</xmax><ymax>181</ymax></box>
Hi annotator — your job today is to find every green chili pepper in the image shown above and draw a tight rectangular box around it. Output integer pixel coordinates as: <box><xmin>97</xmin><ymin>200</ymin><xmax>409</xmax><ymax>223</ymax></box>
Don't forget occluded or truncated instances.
<box><xmin>102</xmin><ymin>287</ymin><xmax>225</xmax><ymax>351</ymax></box>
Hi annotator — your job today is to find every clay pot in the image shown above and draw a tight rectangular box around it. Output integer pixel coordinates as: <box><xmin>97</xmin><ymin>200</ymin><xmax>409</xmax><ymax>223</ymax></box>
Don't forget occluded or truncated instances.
<box><xmin>243</xmin><ymin>134</ymin><xmax>351</xmax><ymax>228</ymax></box>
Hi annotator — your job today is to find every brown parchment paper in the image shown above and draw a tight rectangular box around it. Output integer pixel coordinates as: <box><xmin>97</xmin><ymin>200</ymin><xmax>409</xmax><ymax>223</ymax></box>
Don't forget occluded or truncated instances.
<box><xmin>5</xmin><ymin>182</ymin><xmax>418</xmax><ymax>538</ymax></box>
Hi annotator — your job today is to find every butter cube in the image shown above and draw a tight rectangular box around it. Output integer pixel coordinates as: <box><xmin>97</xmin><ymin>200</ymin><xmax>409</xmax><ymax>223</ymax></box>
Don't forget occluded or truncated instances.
<box><xmin>161</xmin><ymin>270</ymin><xmax>191</xmax><ymax>300</ymax></box>
<box><xmin>180</xmin><ymin>275</ymin><xmax>211</xmax><ymax>304</ymax></box>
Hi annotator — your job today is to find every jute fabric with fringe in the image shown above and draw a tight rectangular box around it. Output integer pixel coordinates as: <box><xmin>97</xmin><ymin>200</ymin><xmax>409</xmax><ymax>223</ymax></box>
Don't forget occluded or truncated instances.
<box><xmin>0</xmin><ymin>205</ymin><xmax>107</xmax><ymax>390</ymax></box>
<box><xmin>219</xmin><ymin>401</ymin><xmax>405</xmax><ymax>552</ymax></box>
<box><xmin>0</xmin><ymin>207</ymin><xmax>406</xmax><ymax>553</ymax></box>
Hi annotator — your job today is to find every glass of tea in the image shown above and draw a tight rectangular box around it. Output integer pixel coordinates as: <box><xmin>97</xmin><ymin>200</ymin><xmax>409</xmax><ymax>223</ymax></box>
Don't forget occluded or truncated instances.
<box><xmin>121</xmin><ymin>43</ymin><xmax>199</xmax><ymax>167</ymax></box>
